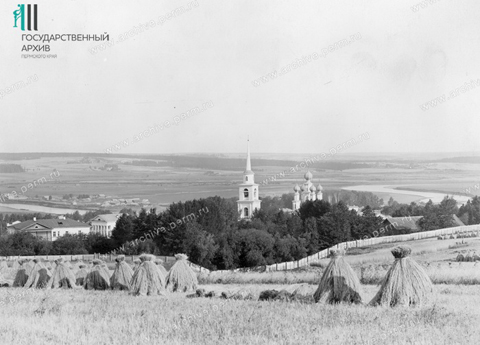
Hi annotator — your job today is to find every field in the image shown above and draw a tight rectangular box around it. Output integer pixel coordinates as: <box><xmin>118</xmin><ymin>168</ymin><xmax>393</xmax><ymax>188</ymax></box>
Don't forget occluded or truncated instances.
<box><xmin>1</xmin><ymin>284</ymin><xmax>480</xmax><ymax>345</ymax></box>
<box><xmin>1</xmin><ymin>153</ymin><xmax>480</xmax><ymax>214</ymax></box>
<box><xmin>3</xmin><ymin>236</ymin><xmax>480</xmax><ymax>344</ymax></box>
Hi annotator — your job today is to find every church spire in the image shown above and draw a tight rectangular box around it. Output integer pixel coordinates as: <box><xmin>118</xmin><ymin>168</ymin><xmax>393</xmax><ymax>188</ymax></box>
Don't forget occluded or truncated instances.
<box><xmin>245</xmin><ymin>138</ymin><xmax>252</xmax><ymax>173</ymax></box>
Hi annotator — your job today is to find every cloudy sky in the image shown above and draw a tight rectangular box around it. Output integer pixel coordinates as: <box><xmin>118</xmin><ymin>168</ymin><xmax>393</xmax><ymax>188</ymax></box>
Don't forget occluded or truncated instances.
<box><xmin>1</xmin><ymin>0</ymin><xmax>479</xmax><ymax>154</ymax></box>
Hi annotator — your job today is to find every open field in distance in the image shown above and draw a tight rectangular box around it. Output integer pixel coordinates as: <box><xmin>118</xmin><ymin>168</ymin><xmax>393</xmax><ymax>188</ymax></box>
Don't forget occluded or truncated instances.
<box><xmin>1</xmin><ymin>152</ymin><xmax>480</xmax><ymax>213</ymax></box>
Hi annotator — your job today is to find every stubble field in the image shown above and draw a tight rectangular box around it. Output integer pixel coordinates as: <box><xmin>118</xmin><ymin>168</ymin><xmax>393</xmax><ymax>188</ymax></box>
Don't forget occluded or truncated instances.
<box><xmin>0</xmin><ymin>284</ymin><xmax>479</xmax><ymax>345</ymax></box>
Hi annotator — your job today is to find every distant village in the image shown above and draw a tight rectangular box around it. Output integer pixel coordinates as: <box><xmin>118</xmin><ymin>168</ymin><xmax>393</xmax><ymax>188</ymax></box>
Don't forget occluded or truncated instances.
<box><xmin>1</xmin><ymin>192</ymin><xmax>151</xmax><ymax>209</ymax></box>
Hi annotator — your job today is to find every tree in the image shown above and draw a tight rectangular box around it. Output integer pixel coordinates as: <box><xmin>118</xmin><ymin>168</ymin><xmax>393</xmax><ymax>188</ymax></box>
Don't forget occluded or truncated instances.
<box><xmin>70</xmin><ymin>211</ymin><xmax>82</xmax><ymax>221</ymax></box>
<box><xmin>212</xmin><ymin>229</ymin><xmax>239</xmax><ymax>270</ymax></box>
<box><xmin>301</xmin><ymin>217</ymin><xmax>320</xmax><ymax>254</ymax></box>
<box><xmin>236</xmin><ymin>229</ymin><xmax>275</xmax><ymax>267</ymax></box>
<box><xmin>439</xmin><ymin>196</ymin><xmax>458</xmax><ymax>216</ymax></box>
<box><xmin>298</xmin><ymin>199</ymin><xmax>331</xmax><ymax>221</ymax></box>
<box><xmin>317</xmin><ymin>201</ymin><xmax>352</xmax><ymax>248</ymax></box>
<box><xmin>418</xmin><ymin>198</ymin><xmax>457</xmax><ymax>231</ymax></box>
<box><xmin>182</xmin><ymin>222</ymin><xmax>218</xmax><ymax>269</ymax></box>
<box><xmin>458</xmin><ymin>196</ymin><xmax>480</xmax><ymax>225</ymax></box>
<box><xmin>34</xmin><ymin>240</ymin><xmax>52</xmax><ymax>255</ymax></box>
<box><xmin>0</xmin><ymin>231</ymin><xmax>39</xmax><ymax>256</ymax></box>
<box><xmin>351</xmin><ymin>206</ymin><xmax>383</xmax><ymax>239</ymax></box>
<box><xmin>111</xmin><ymin>214</ymin><xmax>134</xmax><ymax>247</ymax></box>
<box><xmin>83</xmin><ymin>233</ymin><xmax>115</xmax><ymax>254</ymax></box>
<box><xmin>51</xmin><ymin>234</ymin><xmax>88</xmax><ymax>255</ymax></box>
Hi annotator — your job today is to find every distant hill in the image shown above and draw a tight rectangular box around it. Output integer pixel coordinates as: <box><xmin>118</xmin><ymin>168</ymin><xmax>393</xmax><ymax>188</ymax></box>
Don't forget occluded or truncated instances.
<box><xmin>436</xmin><ymin>156</ymin><xmax>480</xmax><ymax>164</ymax></box>
<box><xmin>0</xmin><ymin>153</ymin><xmax>372</xmax><ymax>171</ymax></box>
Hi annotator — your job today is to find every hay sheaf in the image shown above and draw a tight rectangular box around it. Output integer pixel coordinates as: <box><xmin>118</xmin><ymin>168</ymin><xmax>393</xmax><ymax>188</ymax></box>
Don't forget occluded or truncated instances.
<box><xmin>46</xmin><ymin>261</ymin><xmax>77</xmax><ymax>289</ymax></box>
<box><xmin>313</xmin><ymin>250</ymin><xmax>363</xmax><ymax>304</ymax></box>
<box><xmin>0</xmin><ymin>271</ymin><xmax>10</xmax><ymax>287</ymax></box>
<box><xmin>97</xmin><ymin>260</ymin><xmax>112</xmax><ymax>278</ymax></box>
<box><xmin>13</xmin><ymin>261</ymin><xmax>29</xmax><ymax>287</ymax></box>
<box><xmin>166</xmin><ymin>254</ymin><xmax>198</xmax><ymax>293</ymax></box>
<box><xmin>0</xmin><ymin>259</ymin><xmax>9</xmax><ymax>274</ymax></box>
<box><xmin>71</xmin><ymin>261</ymin><xmax>85</xmax><ymax>273</ymax></box>
<box><xmin>110</xmin><ymin>257</ymin><xmax>134</xmax><ymax>291</ymax></box>
<box><xmin>12</xmin><ymin>260</ymin><xmax>21</xmax><ymax>270</ymax></box>
<box><xmin>175</xmin><ymin>253</ymin><xmax>189</xmax><ymax>260</ymax></box>
<box><xmin>64</xmin><ymin>261</ymin><xmax>74</xmax><ymax>270</ymax></box>
<box><xmin>132</xmin><ymin>258</ymin><xmax>141</xmax><ymax>271</ymax></box>
<box><xmin>130</xmin><ymin>256</ymin><xmax>166</xmax><ymax>296</ymax></box>
<box><xmin>75</xmin><ymin>266</ymin><xmax>89</xmax><ymax>286</ymax></box>
<box><xmin>24</xmin><ymin>260</ymin><xmax>51</xmax><ymax>289</ymax></box>
<box><xmin>369</xmin><ymin>246</ymin><xmax>433</xmax><ymax>307</ymax></box>
<box><xmin>21</xmin><ymin>260</ymin><xmax>35</xmax><ymax>278</ymax></box>
<box><xmin>84</xmin><ymin>262</ymin><xmax>111</xmax><ymax>290</ymax></box>
<box><xmin>155</xmin><ymin>259</ymin><xmax>168</xmax><ymax>277</ymax></box>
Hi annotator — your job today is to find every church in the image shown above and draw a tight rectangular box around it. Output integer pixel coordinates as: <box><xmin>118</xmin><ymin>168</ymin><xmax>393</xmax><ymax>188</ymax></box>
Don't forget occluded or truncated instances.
<box><xmin>236</xmin><ymin>141</ymin><xmax>323</xmax><ymax>218</ymax></box>
<box><xmin>237</xmin><ymin>140</ymin><xmax>261</xmax><ymax>219</ymax></box>
<box><xmin>292</xmin><ymin>171</ymin><xmax>323</xmax><ymax>211</ymax></box>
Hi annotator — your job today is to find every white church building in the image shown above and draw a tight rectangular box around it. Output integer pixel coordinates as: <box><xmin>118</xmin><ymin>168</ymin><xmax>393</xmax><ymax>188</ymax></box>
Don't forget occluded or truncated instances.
<box><xmin>292</xmin><ymin>171</ymin><xmax>323</xmax><ymax>211</ymax></box>
<box><xmin>237</xmin><ymin>140</ymin><xmax>261</xmax><ymax>219</ymax></box>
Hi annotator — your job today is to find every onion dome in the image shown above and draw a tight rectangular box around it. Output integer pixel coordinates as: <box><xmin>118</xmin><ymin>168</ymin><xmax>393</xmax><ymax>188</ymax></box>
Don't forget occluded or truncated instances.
<box><xmin>294</xmin><ymin>184</ymin><xmax>301</xmax><ymax>192</ymax></box>
<box><xmin>304</xmin><ymin>171</ymin><xmax>313</xmax><ymax>180</ymax></box>
<box><xmin>317</xmin><ymin>184</ymin><xmax>323</xmax><ymax>191</ymax></box>
<box><xmin>310</xmin><ymin>185</ymin><xmax>317</xmax><ymax>192</ymax></box>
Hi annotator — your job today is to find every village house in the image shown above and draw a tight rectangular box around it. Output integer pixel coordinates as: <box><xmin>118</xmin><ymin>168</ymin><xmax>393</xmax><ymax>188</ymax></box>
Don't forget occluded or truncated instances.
<box><xmin>7</xmin><ymin>216</ymin><xmax>90</xmax><ymax>241</ymax></box>
<box><xmin>88</xmin><ymin>214</ymin><xmax>120</xmax><ymax>238</ymax></box>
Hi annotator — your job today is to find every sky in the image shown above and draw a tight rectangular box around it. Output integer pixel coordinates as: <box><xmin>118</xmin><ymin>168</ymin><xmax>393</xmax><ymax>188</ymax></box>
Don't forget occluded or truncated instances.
<box><xmin>1</xmin><ymin>0</ymin><xmax>480</xmax><ymax>155</ymax></box>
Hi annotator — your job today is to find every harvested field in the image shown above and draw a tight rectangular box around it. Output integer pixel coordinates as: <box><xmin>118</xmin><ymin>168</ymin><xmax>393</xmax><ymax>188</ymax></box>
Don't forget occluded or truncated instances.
<box><xmin>1</xmin><ymin>284</ymin><xmax>480</xmax><ymax>344</ymax></box>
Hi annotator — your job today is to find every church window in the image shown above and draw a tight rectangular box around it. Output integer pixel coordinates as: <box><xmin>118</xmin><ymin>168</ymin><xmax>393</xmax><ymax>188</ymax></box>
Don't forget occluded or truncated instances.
<box><xmin>244</xmin><ymin>207</ymin><xmax>249</xmax><ymax>217</ymax></box>
<box><xmin>244</xmin><ymin>188</ymin><xmax>249</xmax><ymax>198</ymax></box>
<box><xmin>254</xmin><ymin>189</ymin><xmax>257</xmax><ymax>197</ymax></box>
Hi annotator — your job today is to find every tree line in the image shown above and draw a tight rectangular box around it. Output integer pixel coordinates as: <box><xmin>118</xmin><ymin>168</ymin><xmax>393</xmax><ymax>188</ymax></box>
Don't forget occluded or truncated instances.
<box><xmin>1</xmin><ymin>194</ymin><xmax>480</xmax><ymax>270</ymax></box>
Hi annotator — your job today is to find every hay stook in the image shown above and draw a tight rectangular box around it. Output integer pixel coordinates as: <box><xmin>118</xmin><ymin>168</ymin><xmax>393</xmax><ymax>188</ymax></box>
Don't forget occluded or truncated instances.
<box><xmin>369</xmin><ymin>245</ymin><xmax>433</xmax><ymax>307</ymax></box>
<box><xmin>313</xmin><ymin>249</ymin><xmax>363</xmax><ymax>304</ymax></box>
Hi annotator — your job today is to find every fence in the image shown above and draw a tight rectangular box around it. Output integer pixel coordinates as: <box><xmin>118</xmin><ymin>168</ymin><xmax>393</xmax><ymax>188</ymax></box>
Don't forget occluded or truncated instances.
<box><xmin>209</xmin><ymin>224</ymin><xmax>480</xmax><ymax>274</ymax></box>
<box><xmin>4</xmin><ymin>254</ymin><xmax>175</xmax><ymax>264</ymax></box>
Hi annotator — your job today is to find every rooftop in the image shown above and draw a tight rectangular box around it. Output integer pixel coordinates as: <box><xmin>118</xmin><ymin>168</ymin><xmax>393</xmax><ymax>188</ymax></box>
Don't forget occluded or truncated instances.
<box><xmin>10</xmin><ymin>219</ymin><xmax>90</xmax><ymax>231</ymax></box>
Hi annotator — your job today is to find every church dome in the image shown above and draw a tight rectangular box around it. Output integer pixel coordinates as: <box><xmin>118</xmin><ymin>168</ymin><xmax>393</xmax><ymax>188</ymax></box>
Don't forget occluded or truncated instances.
<box><xmin>309</xmin><ymin>185</ymin><xmax>317</xmax><ymax>192</ymax></box>
<box><xmin>317</xmin><ymin>184</ymin><xmax>323</xmax><ymax>191</ymax></box>
<box><xmin>294</xmin><ymin>184</ymin><xmax>300</xmax><ymax>192</ymax></box>
<box><xmin>304</xmin><ymin>171</ymin><xmax>313</xmax><ymax>180</ymax></box>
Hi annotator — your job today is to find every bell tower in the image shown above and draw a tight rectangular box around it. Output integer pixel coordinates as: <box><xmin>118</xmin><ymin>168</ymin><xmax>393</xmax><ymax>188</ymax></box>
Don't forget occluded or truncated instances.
<box><xmin>237</xmin><ymin>139</ymin><xmax>261</xmax><ymax>219</ymax></box>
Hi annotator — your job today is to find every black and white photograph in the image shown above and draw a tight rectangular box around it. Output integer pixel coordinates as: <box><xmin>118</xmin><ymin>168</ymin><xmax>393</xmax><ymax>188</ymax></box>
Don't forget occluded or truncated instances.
<box><xmin>1</xmin><ymin>1</ymin><xmax>480</xmax><ymax>344</ymax></box>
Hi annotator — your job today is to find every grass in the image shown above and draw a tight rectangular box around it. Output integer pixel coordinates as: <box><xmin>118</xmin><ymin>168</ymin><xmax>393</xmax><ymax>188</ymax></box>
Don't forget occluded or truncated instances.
<box><xmin>199</xmin><ymin>270</ymin><xmax>322</xmax><ymax>285</ymax></box>
<box><xmin>200</xmin><ymin>262</ymin><xmax>480</xmax><ymax>285</ymax></box>
<box><xmin>1</xmin><ymin>284</ymin><xmax>480</xmax><ymax>344</ymax></box>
